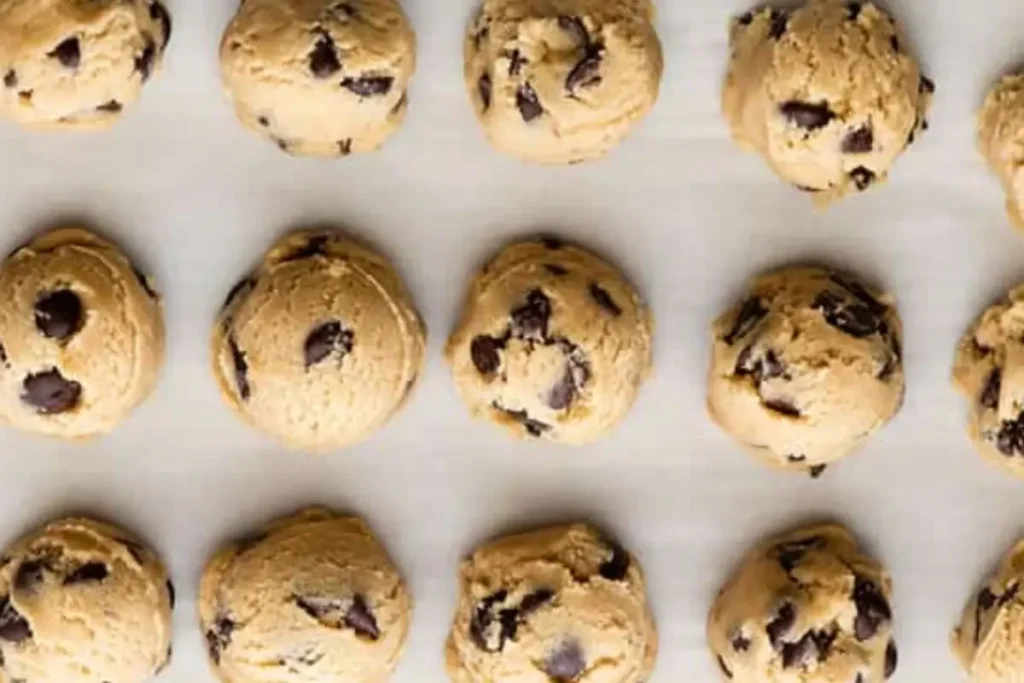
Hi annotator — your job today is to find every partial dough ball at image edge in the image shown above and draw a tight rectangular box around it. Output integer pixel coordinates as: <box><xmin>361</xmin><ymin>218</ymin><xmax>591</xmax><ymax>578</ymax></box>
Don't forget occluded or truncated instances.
<box><xmin>708</xmin><ymin>524</ymin><xmax>897</xmax><ymax>683</ymax></box>
<box><xmin>952</xmin><ymin>539</ymin><xmax>1024</xmax><ymax>681</ymax></box>
<box><xmin>465</xmin><ymin>0</ymin><xmax>663</xmax><ymax>164</ymax></box>
<box><xmin>0</xmin><ymin>0</ymin><xmax>171</xmax><ymax>129</ymax></box>
<box><xmin>722</xmin><ymin>0</ymin><xmax>933</xmax><ymax>203</ymax></box>
<box><xmin>445</xmin><ymin>237</ymin><xmax>653</xmax><ymax>444</ymax></box>
<box><xmin>0</xmin><ymin>517</ymin><xmax>174</xmax><ymax>683</ymax></box>
<box><xmin>978</xmin><ymin>72</ymin><xmax>1024</xmax><ymax>230</ymax></box>
<box><xmin>220</xmin><ymin>0</ymin><xmax>415</xmax><ymax>157</ymax></box>
<box><xmin>707</xmin><ymin>266</ymin><xmax>904</xmax><ymax>476</ymax></box>
<box><xmin>0</xmin><ymin>227</ymin><xmax>165</xmax><ymax>440</ymax></box>
<box><xmin>199</xmin><ymin>506</ymin><xmax>410</xmax><ymax>683</ymax></box>
<box><xmin>211</xmin><ymin>230</ymin><xmax>425</xmax><ymax>451</ymax></box>
<box><xmin>446</xmin><ymin>523</ymin><xmax>657</xmax><ymax>683</ymax></box>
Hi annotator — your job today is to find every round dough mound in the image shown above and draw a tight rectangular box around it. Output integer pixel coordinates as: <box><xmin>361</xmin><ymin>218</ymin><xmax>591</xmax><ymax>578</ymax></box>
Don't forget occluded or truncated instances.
<box><xmin>464</xmin><ymin>0</ymin><xmax>663</xmax><ymax>164</ymax></box>
<box><xmin>0</xmin><ymin>0</ymin><xmax>171</xmax><ymax>129</ymax></box>
<box><xmin>211</xmin><ymin>230</ymin><xmax>425</xmax><ymax>451</ymax></box>
<box><xmin>0</xmin><ymin>227</ymin><xmax>165</xmax><ymax>440</ymax></box>
<box><xmin>445</xmin><ymin>238</ymin><xmax>653</xmax><ymax>444</ymax></box>
<box><xmin>952</xmin><ymin>539</ymin><xmax>1024</xmax><ymax>681</ymax></box>
<box><xmin>708</xmin><ymin>524</ymin><xmax>897</xmax><ymax>683</ymax></box>
<box><xmin>199</xmin><ymin>507</ymin><xmax>410</xmax><ymax>683</ymax></box>
<box><xmin>707</xmin><ymin>266</ymin><xmax>903</xmax><ymax>475</ymax></box>
<box><xmin>951</xmin><ymin>284</ymin><xmax>1024</xmax><ymax>478</ymax></box>
<box><xmin>0</xmin><ymin>517</ymin><xmax>173</xmax><ymax>683</ymax></box>
<box><xmin>446</xmin><ymin>523</ymin><xmax>657</xmax><ymax>683</ymax></box>
<box><xmin>722</xmin><ymin>0</ymin><xmax>933</xmax><ymax>203</ymax></box>
<box><xmin>220</xmin><ymin>0</ymin><xmax>415</xmax><ymax>157</ymax></box>
<box><xmin>978</xmin><ymin>72</ymin><xmax>1024</xmax><ymax>230</ymax></box>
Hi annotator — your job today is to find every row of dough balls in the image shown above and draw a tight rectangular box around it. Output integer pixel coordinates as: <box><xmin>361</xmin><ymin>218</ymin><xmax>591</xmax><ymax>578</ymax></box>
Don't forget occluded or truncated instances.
<box><xmin>0</xmin><ymin>511</ymin><xmax>1015</xmax><ymax>683</ymax></box>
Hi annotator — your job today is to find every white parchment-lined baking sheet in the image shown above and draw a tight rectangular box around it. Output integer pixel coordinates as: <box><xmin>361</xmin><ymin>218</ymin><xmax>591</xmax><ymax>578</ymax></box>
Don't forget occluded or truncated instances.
<box><xmin>2</xmin><ymin>0</ymin><xmax>1024</xmax><ymax>680</ymax></box>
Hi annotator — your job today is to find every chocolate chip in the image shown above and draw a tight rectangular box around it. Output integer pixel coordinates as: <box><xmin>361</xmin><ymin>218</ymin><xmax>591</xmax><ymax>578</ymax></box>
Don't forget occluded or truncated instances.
<box><xmin>847</xmin><ymin>2</ymin><xmax>862</xmax><ymax>19</ymax></box>
<box><xmin>769</xmin><ymin>9</ymin><xmax>788</xmax><ymax>39</ymax></box>
<box><xmin>764</xmin><ymin>399</ymin><xmax>800</xmax><ymax>417</ymax></box>
<box><xmin>120</xmin><ymin>538</ymin><xmax>147</xmax><ymax>564</ymax></box>
<box><xmin>309</xmin><ymin>34</ymin><xmax>341</xmax><ymax>78</ymax></box>
<box><xmin>558</xmin><ymin>15</ymin><xmax>590</xmax><ymax>45</ymax></box>
<box><xmin>796</xmin><ymin>185</ymin><xmax>822</xmax><ymax>193</ymax></box>
<box><xmin>342</xmin><ymin>76</ymin><xmax>393</xmax><ymax>97</ymax></box>
<box><xmin>589</xmin><ymin>283</ymin><xmax>622</xmax><ymax>316</ymax></box>
<box><xmin>737</xmin><ymin>12</ymin><xmax>754</xmax><ymax>26</ymax></box>
<box><xmin>97</xmin><ymin>100</ymin><xmax>122</xmax><ymax>113</ymax></box>
<box><xmin>205</xmin><ymin>616</ymin><xmax>235</xmax><ymax>664</ymax></box>
<box><xmin>546</xmin><ymin>641</ymin><xmax>585</xmax><ymax>680</ymax></box>
<box><xmin>506</xmin><ymin>49</ymin><xmax>526</xmax><ymax>76</ymax></box>
<box><xmin>295</xmin><ymin>595</ymin><xmax>340</xmax><ymax>619</ymax></box>
<box><xmin>736</xmin><ymin>347</ymin><xmax>786</xmax><ymax>385</ymax></box>
<box><xmin>731</xmin><ymin>633</ymin><xmax>751</xmax><ymax>652</ymax></box>
<box><xmin>14</xmin><ymin>560</ymin><xmax>46</xmax><ymax>591</ymax></box>
<box><xmin>890</xmin><ymin>35</ymin><xmax>901</xmax><ymax>52</ymax></box>
<box><xmin>547</xmin><ymin>371</ymin><xmax>577</xmax><ymax>410</ymax></box>
<box><xmin>1001</xmin><ymin>582</ymin><xmax>1020</xmax><ymax>605</ymax></box>
<box><xmin>34</xmin><ymin>289</ymin><xmax>83</xmax><ymax>341</ymax></box>
<box><xmin>852</xmin><ymin>577</ymin><xmax>891</xmax><ymax>641</ymax></box>
<box><xmin>545</xmin><ymin>264</ymin><xmax>568</xmax><ymax>276</ymax></box>
<box><xmin>21</xmin><ymin>369</ymin><xmax>81</xmax><ymax>414</ymax></box>
<box><xmin>716</xmin><ymin>654</ymin><xmax>732</xmax><ymax>679</ymax></box>
<box><xmin>723</xmin><ymin>298</ymin><xmax>767</xmax><ymax>345</ymax></box>
<box><xmin>996</xmin><ymin>412</ymin><xmax>1024</xmax><ymax>456</ymax></box>
<box><xmin>920</xmin><ymin>76</ymin><xmax>935</xmax><ymax>94</ymax></box>
<box><xmin>338</xmin><ymin>138</ymin><xmax>353</xmax><ymax>155</ymax></box>
<box><xmin>167</xmin><ymin>579</ymin><xmax>175</xmax><ymax>608</ymax></box>
<box><xmin>809</xmin><ymin>464</ymin><xmax>827</xmax><ymax>478</ymax></box>
<box><xmin>470</xmin><ymin>336</ymin><xmax>503</xmax><ymax>375</ymax></box>
<box><xmin>780</xmin><ymin>101</ymin><xmax>835</xmax><ymax>130</ymax></box>
<box><xmin>257</xmin><ymin>116</ymin><xmax>270</xmax><ymax>127</ymax></box>
<box><xmin>345</xmin><ymin>595</ymin><xmax>380</xmax><ymax>640</ymax></box>
<box><xmin>776</xmin><ymin>536</ymin><xmax>823</xmax><ymax>572</ymax></box>
<box><xmin>516</xmin><ymin>83</ymin><xmax>543</xmax><ymax>122</ymax></box>
<box><xmin>885</xmin><ymin>639</ymin><xmax>898</xmax><ymax>678</ymax></box>
<box><xmin>283</xmin><ymin>235</ymin><xmax>329</xmax><ymax>262</ymax></box>
<box><xmin>599</xmin><ymin>542</ymin><xmax>630</xmax><ymax>580</ymax></box>
<box><xmin>781</xmin><ymin>631</ymin><xmax>818</xmax><ymax>668</ymax></box>
<box><xmin>542</xmin><ymin>237</ymin><xmax>564</xmax><ymax>250</ymax></box>
<box><xmin>843</xmin><ymin>126</ymin><xmax>874</xmax><ymax>154</ymax></box>
<box><xmin>766</xmin><ymin>603</ymin><xmax>795</xmax><ymax>647</ymax></box>
<box><xmin>850</xmin><ymin>166</ymin><xmax>876</xmax><ymax>191</ymax></box>
<box><xmin>334</xmin><ymin>2</ymin><xmax>357</xmax><ymax>17</ymax></box>
<box><xmin>469</xmin><ymin>590</ymin><xmax>508</xmax><ymax>652</ymax></box>
<box><xmin>520</xmin><ymin>588</ymin><xmax>554</xmax><ymax>613</ymax></box>
<box><xmin>787</xmin><ymin>454</ymin><xmax>806</xmax><ymax>463</ymax></box>
<box><xmin>304</xmin><ymin>321</ymin><xmax>354</xmax><ymax>368</ymax></box>
<box><xmin>478</xmin><ymin>73</ymin><xmax>492</xmax><ymax>109</ymax></box>
<box><xmin>228</xmin><ymin>337</ymin><xmax>250</xmax><ymax>401</ymax></box>
<box><xmin>830</xmin><ymin>273</ymin><xmax>887</xmax><ymax>313</ymax></box>
<box><xmin>981</xmin><ymin>369</ymin><xmax>1001</xmax><ymax>410</ymax></box>
<box><xmin>48</xmin><ymin>37</ymin><xmax>80</xmax><ymax>68</ymax></box>
<box><xmin>510</xmin><ymin>290</ymin><xmax>551</xmax><ymax>339</ymax></box>
<box><xmin>565</xmin><ymin>47</ymin><xmax>603</xmax><ymax>93</ymax></box>
<box><xmin>0</xmin><ymin>599</ymin><xmax>31</xmax><ymax>643</ymax></box>
<box><xmin>135</xmin><ymin>37</ymin><xmax>156</xmax><ymax>82</ymax></box>
<box><xmin>150</xmin><ymin>2</ymin><xmax>172</xmax><ymax>49</ymax></box>
<box><xmin>64</xmin><ymin>562</ymin><xmax>108</xmax><ymax>584</ymax></box>
<box><xmin>976</xmin><ymin>587</ymin><xmax>996</xmax><ymax>644</ymax></box>
<box><xmin>3</xmin><ymin>70</ymin><xmax>15</xmax><ymax>88</ymax></box>
<box><xmin>275</xmin><ymin>138</ymin><xmax>290</xmax><ymax>153</ymax></box>
<box><xmin>813</xmin><ymin>291</ymin><xmax>883</xmax><ymax>338</ymax></box>
<box><xmin>499</xmin><ymin>406</ymin><xmax>550</xmax><ymax>437</ymax></box>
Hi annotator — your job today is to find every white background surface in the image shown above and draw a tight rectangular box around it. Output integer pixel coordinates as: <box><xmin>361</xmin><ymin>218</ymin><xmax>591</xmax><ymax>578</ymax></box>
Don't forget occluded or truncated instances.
<box><xmin>0</xmin><ymin>0</ymin><xmax>1022</xmax><ymax>681</ymax></box>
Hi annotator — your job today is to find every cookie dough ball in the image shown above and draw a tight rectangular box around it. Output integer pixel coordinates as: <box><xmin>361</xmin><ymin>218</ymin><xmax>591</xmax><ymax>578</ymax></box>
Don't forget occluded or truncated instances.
<box><xmin>220</xmin><ymin>0</ymin><xmax>415</xmax><ymax>157</ymax></box>
<box><xmin>708</xmin><ymin>524</ymin><xmax>897</xmax><ymax>683</ymax></box>
<box><xmin>707</xmin><ymin>267</ymin><xmax>903</xmax><ymax>475</ymax></box>
<box><xmin>0</xmin><ymin>0</ymin><xmax>171</xmax><ymax>129</ymax></box>
<box><xmin>950</xmin><ymin>284</ymin><xmax>1024</xmax><ymax>478</ymax></box>
<box><xmin>465</xmin><ymin>0</ymin><xmax>663</xmax><ymax>164</ymax></box>
<box><xmin>211</xmin><ymin>230</ymin><xmax>425</xmax><ymax>451</ymax></box>
<box><xmin>952</xmin><ymin>539</ymin><xmax>1024</xmax><ymax>681</ymax></box>
<box><xmin>722</xmin><ymin>0</ymin><xmax>933</xmax><ymax>203</ymax></box>
<box><xmin>977</xmin><ymin>73</ymin><xmax>1024</xmax><ymax>230</ymax></box>
<box><xmin>0</xmin><ymin>517</ymin><xmax>174</xmax><ymax>683</ymax></box>
<box><xmin>199</xmin><ymin>507</ymin><xmax>410</xmax><ymax>683</ymax></box>
<box><xmin>446</xmin><ymin>523</ymin><xmax>656</xmax><ymax>683</ymax></box>
<box><xmin>0</xmin><ymin>228</ymin><xmax>165</xmax><ymax>440</ymax></box>
<box><xmin>445</xmin><ymin>238</ymin><xmax>653</xmax><ymax>444</ymax></box>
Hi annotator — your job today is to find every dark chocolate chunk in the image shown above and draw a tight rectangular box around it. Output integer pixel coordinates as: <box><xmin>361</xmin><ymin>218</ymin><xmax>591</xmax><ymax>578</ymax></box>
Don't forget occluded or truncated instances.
<box><xmin>478</xmin><ymin>73</ymin><xmax>492</xmax><ymax>109</ymax></box>
<box><xmin>565</xmin><ymin>47</ymin><xmax>603</xmax><ymax>93</ymax></box>
<box><xmin>344</xmin><ymin>595</ymin><xmax>380</xmax><ymax>640</ymax></box>
<box><xmin>469</xmin><ymin>590</ymin><xmax>508</xmax><ymax>652</ymax></box>
<box><xmin>510</xmin><ymin>290</ymin><xmax>551</xmax><ymax>339</ymax></box>
<box><xmin>258</xmin><ymin>116</ymin><xmax>270</xmax><ymax>127</ymax></box>
<box><xmin>769</xmin><ymin>9</ymin><xmax>788</xmax><ymax>39</ymax></box>
<box><xmin>48</xmin><ymin>37</ymin><xmax>81</xmax><ymax>69</ymax></box>
<box><xmin>599</xmin><ymin>543</ymin><xmax>630</xmax><ymax>580</ymax></box>
<box><xmin>228</xmin><ymin>337</ymin><xmax>251</xmax><ymax>401</ymax></box>
<box><xmin>847</xmin><ymin>2</ymin><xmax>862</xmax><ymax>19</ymax></box>
<box><xmin>809</xmin><ymin>464</ymin><xmax>827</xmax><ymax>478</ymax></box>
<box><xmin>920</xmin><ymin>76</ymin><xmax>935</xmax><ymax>94</ymax></box>
<box><xmin>21</xmin><ymin>369</ymin><xmax>81</xmax><ymax>414</ymax></box>
<box><xmin>499</xmin><ymin>406</ymin><xmax>550</xmax><ymax>437</ymax></box>
<box><xmin>309</xmin><ymin>34</ymin><xmax>341</xmax><ymax>78</ymax></box>
<box><xmin>850</xmin><ymin>166</ymin><xmax>876</xmax><ymax>191</ymax></box>
<box><xmin>64</xmin><ymin>562</ymin><xmax>108</xmax><ymax>584</ymax></box>
<box><xmin>981</xmin><ymin>369</ymin><xmax>1001</xmax><ymax>410</ymax></box>
<box><xmin>546</xmin><ymin>640</ymin><xmax>585</xmax><ymax>680</ymax></box>
<box><xmin>135</xmin><ymin>37</ymin><xmax>157</xmax><ymax>82</ymax></box>
<box><xmin>787</xmin><ymin>454</ymin><xmax>807</xmax><ymax>463</ymax></box>
<box><xmin>736</xmin><ymin>347</ymin><xmax>786</xmax><ymax>385</ymax></box>
<box><xmin>723</xmin><ymin>298</ymin><xmax>767</xmax><ymax>345</ymax></box>
<box><xmin>547</xmin><ymin>371</ymin><xmax>577</xmax><ymax>410</ymax></box>
<box><xmin>516</xmin><ymin>83</ymin><xmax>543</xmax><ymax>122</ymax></box>
<box><xmin>34</xmin><ymin>289</ymin><xmax>83</xmax><ymax>341</ymax></box>
<box><xmin>542</xmin><ymin>237</ymin><xmax>564</xmax><ymax>250</ymax></box>
<box><xmin>764</xmin><ymin>399</ymin><xmax>800</xmax><ymax>417</ymax></box>
<box><xmin>776</xmin><ymin>536</ymin><xmax>823</xmax><ymax>572</ymax></box>
<box><xmin>0</xmin><ymin>599</ymin><xmax>31</xmax><ymax>643</ymax></box>
<box><xmin>890</xmin><ymin>35</ymin><xmax>901</xmax><ymax>53</ymax></box>
<box><xmin>589</xmin><ymin>283</ymin><xmax>622</xmax><ymax>316</ymax></box>
<box><xmin>996</xmin><ymin>412</ymin><xmax>1024</xmax><ymax>456</ymax></box>
<box><xmin>885</xmin><ymin>639</ymin><xmax>898</xmax><ymax>678</ymax></box>
<box><xmin>283</xmin><ymin>235</ymin><xmax>329</xmax><ymax>262</ymax></box>
<box><xmin>717</xmin><ymin>654</ymin><xmax>733</xmax><ymax>679</ymax></box>
<box><xmin>545</xmin><ymin>264</ymin><xmax>568</xmax><ymax>276</ymax></box>
<box><xmin>830</xmin><ymin>273</ymin><xmax>887</xmax><ymax>314</ymax></box>
<box><xmin>780</xmin><ymin>101</ymin><xmax>835</xmax><ymax>130</ymax></box>
<box><xmin>1001</xmin><ymin>582</ymin><xmax>1020</xmax><ymax>606</ymax></box>
<box><xmin>167</xmin><ymin>579</ymin><xmax>175</xmax><ymax>608</ymax></box>
<box><xmin>295</xmin><ymin>595</ymin><xmax>340</xmax><ymax>619</ymax></box>
<box><xmin>520</xmin><ymin>589</ymin><xmax>554</xmax><ymax>613</ymax></box>
<box><xmin>3</xmin><ymin>70</ymin><xmax>15</xmax><ymax>88</ymax></box>
<box><xmin>781</xmin><ymin>631</ymin><xmax>818</xmax><ymax>668</ymax></box>
<box><xmin>507</xmin><ymin>49</ymin><xmax>526</xmax><ymax>76</ymax></box>
<box><xmin>843</xmin><ymin>126</ymin><xmax>874</xmax><ymax>154</ymax></box>
<box><xmin>976</xmin><ymin>587</ymin><xmax>996</xmax><ymax>645</ymax></box>
<box><xmin>471</xmin><ymin>336</ymin><xmax>503</xmax><ymax>375</ymax></box>
<box><xmin>14</xmin><ymin>560</ymin><xmax>46</xmax><ymax>592</ymax></box>
<box><xmin>97</xmin><ymin>100</ymin><xmax>123</xmax><ymax>113</ymax></box>
<box><xmin>337</xmin><ymin>138</ymin><xmax>353</xmax><ymax>155</ymax></box>
<box><xmin>341</xmin><ymin>76</ymin><xmax>393</xmax><ymax>97</ymax></box>
<box><xmin>150</xmin><ymin>2</ymin><xmax>173</xmax><ymax>49</ymax></box>
<box><xmin>558</xmin><ymin>15</ymin><xmax>590</xmax><ymax>45</ymax></box>
<box><xmin>275</xmin><ymin>138</ymin><xmax>290</xmax><ymax>153</ymax></box>
<box><xmin>205</xmin><ymin>616</ymin><xmax>235</xmax><ymax>664</ymax></box>
<box><xmin>303</xmin><ymin>321</ymin><xmax>354</xmax><ymax>368</ymax></box>
<box><xmin>120</xmin><ymin>538</ymin><xmax>147</xmax><ymax>564</ymax></box>
<box><xmin>852</xmin><ymin>577</ymin><xmax>891</xmax><ymax>641</ymax></box>
<box><xmin>813</xmin><ymin>291</ymin><xmax>883</xmax><ymax>338</ymax></box>
<box><xmin>766</xmin><ymin>603</ymin><xmax>795</xmax><ymax>647</ymax></box>
<box><xmin>731</xmin><ymin>633</ymin><xmax>751</xmax><ymax>652</ymax></box>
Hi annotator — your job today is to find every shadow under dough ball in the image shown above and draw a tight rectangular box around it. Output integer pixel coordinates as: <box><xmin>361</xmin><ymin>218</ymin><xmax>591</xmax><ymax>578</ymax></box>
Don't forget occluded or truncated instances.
<box><xmin>0</xmin><ymin>0</ymin><xmax>171</xmax><ymax>129</ymax></box>
<box><xmin>0</xmin><ymin>517</ymin><xmax>174</xmax><ymax>683</ymax></box>
<box><xmin>722</xmin><ymin>0</ymin><xmax>933</xmax><ymax>203</ymax></box>
<box><xmin>465</xmin><ymin>0</ymin><xmax>663</xmax><ymax>164</ymax></box>
<box><xmin>708</xmin><ymin>524</ymin><xmax>897</xmax><ymax>683</ymax></box>
<box><xmin>210</xmin><ymin>230</ymin><xmax>425</xmax><ymax>451</ymax></box>
<box><xmin>446</xmin><ymin>523</ymin><xmax>657</xmax><ymax>683</ymax></box>
<box><xmin>0</xmin><ymin>227</ymin><xmax>165</xmax><ymax>440</ymax></box>
<box><xmin>220</xmin><ymin>0</ymin><xmax>415</xmax><ymax>158</ymax></box>
<box><xmin>978</xmin><ymin>72</ymin><xmax>1024</xmax><ymax>231</ymax></box>
<box><xmin>707</xmin><ymin>266</ymin><xmax>904</xmax><ymax>476</ymax></box>
<box><xmin>199</xmin><ymin>507</ymin><xmax>411</xmax><ymax>683</ymax></box>
<box><xmin>445</xmin><ymin>237</ymin><xmax>653</xmax><ymax>445</ymax></box>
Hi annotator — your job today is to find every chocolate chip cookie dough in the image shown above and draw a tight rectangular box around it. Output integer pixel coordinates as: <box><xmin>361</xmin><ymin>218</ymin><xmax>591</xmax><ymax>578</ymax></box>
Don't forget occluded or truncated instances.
<box><xmin>446</xmin><ymin>523</ymin><xmax>657</xmax><ymax>683</ymax></box>
<box><xmin>978</xmin><ymin>72</ymin><xmax>1024</xmax><ymax>230</ymax></box>
<box><xmin>953</xmin><ymin>538</ymin><xmax>1024</xmax><ymax>681</ymax></box>
<box><xmin>707</xmin><ymin>267</ymin><xmax>903</xmax><ymax>475</ymax></box>
<box><xmin>465</xmin><ymin>0</ymin><xmax>663</xmax><ymax>164</ymax></box>
<box><xmin>445</xmin><ymin>238</ymin><xmax>653</xmax><ymax>444</ymax></box>
<box><xmin>0</xmin><ymin>227</ymin><xmax>165</xmax><ymax>440</ymax></box>
<box><xmin>220</xmin><ymin>0</ymin><xmax>415</xmax><ymax>157</ymax></box>
<box><xmin>211</xmin><ymin>230</ymin><xmax>425</xmax><ymax>451</ymax></box>
<box><xmin>0</xmin><ymin>517</ymin><xmax>174</xmax><ymax>683</ymax></box>
<box><xmin>708</xmin><ymin>524</ymin><xmax>897</xmax><ymax>683</ymax></box>
<box><xmin>199</xmin><ymin>507</ymin><xmax>410</xmax><ymax>683</ymax></box>
<box><xmin>0</xmin><ymin>0</ymin><xmax>171</xmax><ymax>129</ymax></box>
<box><xmin>723</xmin><ymin>0</ymin><xmax>932</xmax><ymax>203</ymax></box>
<box><xmin>952</xmin><ymin>284</ymin><xmax>1024</xmax><ymax>478</ymax></box>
